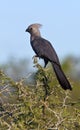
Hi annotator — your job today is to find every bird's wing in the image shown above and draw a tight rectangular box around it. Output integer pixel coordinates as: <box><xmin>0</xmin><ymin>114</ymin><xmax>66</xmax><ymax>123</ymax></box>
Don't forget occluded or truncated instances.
<box><xmin>31</xmin><ymin>37</ymin><xmax>60</xmax><ymax>65</ymax></box>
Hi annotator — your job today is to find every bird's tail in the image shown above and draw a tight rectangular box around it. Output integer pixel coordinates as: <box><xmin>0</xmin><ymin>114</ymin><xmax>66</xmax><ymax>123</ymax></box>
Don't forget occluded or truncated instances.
<box><xmin>51</xmin><ymin>62</ymin><xmax>72</xmax><ymax>90</ymax></box>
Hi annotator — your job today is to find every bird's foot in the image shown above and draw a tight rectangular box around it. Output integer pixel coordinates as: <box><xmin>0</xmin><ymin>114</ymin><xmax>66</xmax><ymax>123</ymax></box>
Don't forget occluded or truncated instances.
<box><xmin>32</xmin><ymin>55</ymin><xmax>38</xmax><ymax>59</ymax></box>
<box><xmin>32</xmin><ymin>55</ymin><xmax>38</xmax><ymax>65</ymax></box>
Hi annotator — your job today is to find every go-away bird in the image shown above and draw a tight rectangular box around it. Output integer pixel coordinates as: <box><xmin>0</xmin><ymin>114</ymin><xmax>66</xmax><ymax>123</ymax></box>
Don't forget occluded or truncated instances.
<box><xmin>25</xmin><ymin>23</ymin><xmax>72</xmax><ymax>90</ymax></box>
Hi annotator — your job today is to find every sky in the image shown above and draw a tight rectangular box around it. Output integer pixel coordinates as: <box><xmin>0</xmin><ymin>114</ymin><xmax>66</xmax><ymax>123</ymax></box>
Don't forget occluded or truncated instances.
<box><xmin>0</xmin><ymin>0</ymin><xmax>80</xmax><ymax>63</ymax></box>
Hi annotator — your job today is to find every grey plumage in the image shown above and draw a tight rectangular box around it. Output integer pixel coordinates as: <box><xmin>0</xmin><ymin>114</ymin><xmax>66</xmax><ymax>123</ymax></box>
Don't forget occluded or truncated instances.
<box><xmin>25</xmin><ymin>23</ymin><xmax>72</xmax><ymax>90</ymax></box>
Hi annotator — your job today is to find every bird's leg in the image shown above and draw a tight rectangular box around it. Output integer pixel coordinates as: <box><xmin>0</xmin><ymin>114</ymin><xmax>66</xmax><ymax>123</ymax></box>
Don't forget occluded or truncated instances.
<box><xmin>44</xmin><ymin>59</ymin><xmax>48</xmax><ymax>68</ymax></box>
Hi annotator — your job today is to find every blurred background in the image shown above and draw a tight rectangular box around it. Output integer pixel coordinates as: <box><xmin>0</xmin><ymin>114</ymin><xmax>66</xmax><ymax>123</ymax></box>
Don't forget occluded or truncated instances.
<box><xmin>0</xmin><ymin>0</ymin><xmax>80</xmax><ymax>81</ymax></box>
<box><xmin>0</xmin><ymin>2</ymin><xmax>80</xmax><ymax>129</ymax></box>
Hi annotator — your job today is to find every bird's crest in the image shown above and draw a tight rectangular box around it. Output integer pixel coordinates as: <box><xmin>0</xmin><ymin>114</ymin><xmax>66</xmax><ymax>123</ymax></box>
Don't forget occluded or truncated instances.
<box><xmin>29</xmin><ymin>23</ymin><xmax>42</xmax><ymax>29</ymax></box>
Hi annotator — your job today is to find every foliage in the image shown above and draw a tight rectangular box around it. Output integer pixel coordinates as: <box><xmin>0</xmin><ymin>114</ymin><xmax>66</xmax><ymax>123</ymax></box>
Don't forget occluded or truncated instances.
<box><xmin>0</xmin><ymin>60</ymin><xmax>80</xmax><ymax>130</ymax></box>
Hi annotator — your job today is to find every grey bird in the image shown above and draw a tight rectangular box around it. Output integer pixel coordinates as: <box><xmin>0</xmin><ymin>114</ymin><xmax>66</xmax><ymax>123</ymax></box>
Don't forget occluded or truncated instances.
<box><xmin>25</xmin><ymin>23</ymin><xmax>72</xmax><ymax>90</ymax></box>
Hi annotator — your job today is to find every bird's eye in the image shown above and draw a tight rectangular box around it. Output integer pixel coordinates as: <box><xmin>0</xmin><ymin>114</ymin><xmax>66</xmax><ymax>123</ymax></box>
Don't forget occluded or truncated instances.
<box><xmin>30</xmin><ymin>27</ymin><xmax>32</xmax><ymax>31</ymax></box>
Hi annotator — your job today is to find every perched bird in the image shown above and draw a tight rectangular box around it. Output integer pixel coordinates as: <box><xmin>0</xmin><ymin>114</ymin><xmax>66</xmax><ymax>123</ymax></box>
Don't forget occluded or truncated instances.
<box><xmin>25</xmin><ymin>23</ymin><xmax>72</xmax><ymax>90</ymax></box>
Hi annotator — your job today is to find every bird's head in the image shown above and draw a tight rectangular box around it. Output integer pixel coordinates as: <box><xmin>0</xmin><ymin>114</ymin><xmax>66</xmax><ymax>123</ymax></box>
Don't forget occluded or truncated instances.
<box><xmin>25</xmin><ymin>23</ymin><xmax>42</xmax><ymax>36</ymax></box>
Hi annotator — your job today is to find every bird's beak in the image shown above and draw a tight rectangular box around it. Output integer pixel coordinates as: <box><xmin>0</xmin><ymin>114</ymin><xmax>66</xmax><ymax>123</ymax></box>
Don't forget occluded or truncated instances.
<box><xmin>25</xmin><ymin>28</ymin><xmax>29</xmax><ymax>32</ymax></box>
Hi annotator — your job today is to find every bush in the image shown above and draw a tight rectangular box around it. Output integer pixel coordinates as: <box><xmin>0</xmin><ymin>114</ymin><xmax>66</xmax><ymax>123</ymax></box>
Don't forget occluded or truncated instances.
<box><xmin>0</xmin><ymin>61</ymin><xmax>80</xmax><ymax>130</ymax></box>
